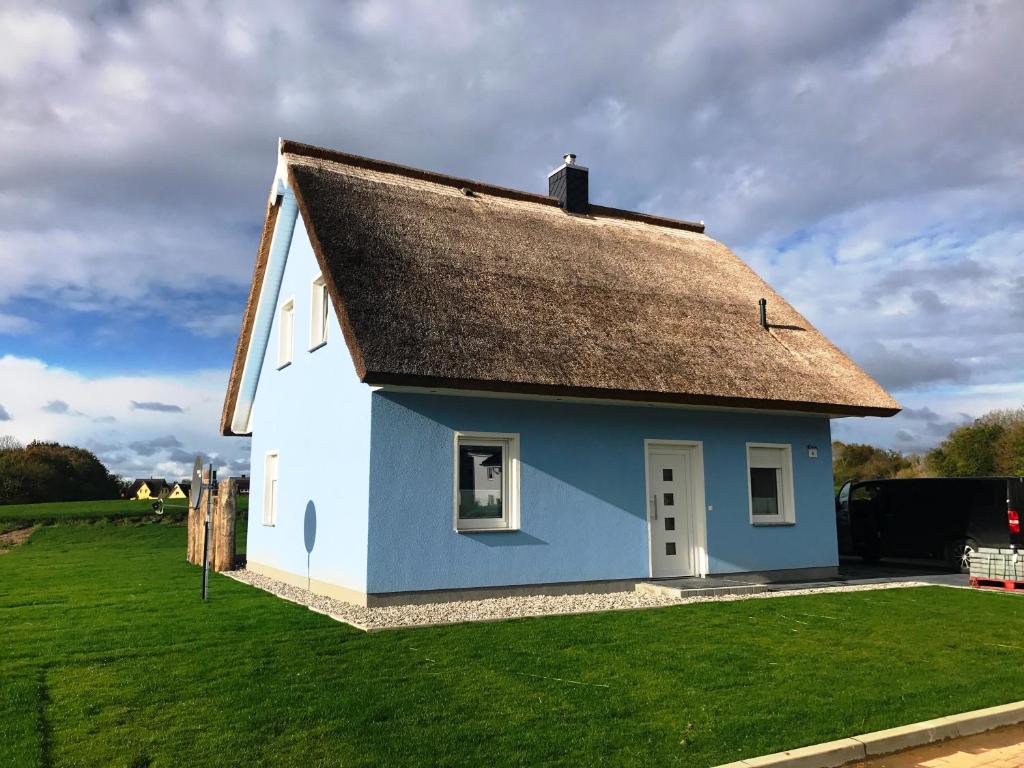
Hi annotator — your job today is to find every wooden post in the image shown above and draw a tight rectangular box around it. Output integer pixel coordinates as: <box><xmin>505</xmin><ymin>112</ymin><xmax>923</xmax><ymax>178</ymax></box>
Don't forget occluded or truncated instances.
<box><xmin>186</xmin><ymin>468</ymin><xmax>210</xmax><ymax>565</ymax></box>
<box><xmin>211</xmin><ymin>477</ymin><xmax>237</xmax><ymax>572</ymax></box>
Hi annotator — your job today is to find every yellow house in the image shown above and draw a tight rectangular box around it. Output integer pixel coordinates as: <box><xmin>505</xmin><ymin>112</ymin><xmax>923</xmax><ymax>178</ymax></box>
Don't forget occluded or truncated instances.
<box><xmin>128</xmin><ymin>479</ymin><xmax>171</xmax><ymax>500</ymax></box>
<box><xmin>168</xmin><ymin>482</ymin><xmax>191</xmax><ymax>500</ymax></box>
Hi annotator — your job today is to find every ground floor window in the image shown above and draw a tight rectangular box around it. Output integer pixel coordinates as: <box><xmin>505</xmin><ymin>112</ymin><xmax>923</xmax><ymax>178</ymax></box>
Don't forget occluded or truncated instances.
<box><xmin>453</xmin><ymin>432</ymin><xmax>520</xmax><ymax>531</ymax></box>
<box><xmin>263</xmin><ymin>451</ymin><xmax>279</xmax><ymax>526</ymax></box>
<box><xmin>747</xmin><ymin>443</ymin><xmax>795</xmax><ymax>525</ymax></box>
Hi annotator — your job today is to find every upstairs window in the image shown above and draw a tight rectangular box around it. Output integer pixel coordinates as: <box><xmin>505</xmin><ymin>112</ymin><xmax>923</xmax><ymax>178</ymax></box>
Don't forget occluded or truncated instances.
<box><xmin>747</xmin><ymin>444</ymin><xmax>795</xmax><ymax>525</ymax></box>
<box><xmin>453</xmin><ymin>432</ymin><xmax>520</xmax><ymax>531</ymax></box>
<box><xmin>277</xmin><ymin>298</ymin><xmax>294</xmax><ymax>368</ymax></box>
<box><xmin>309</xmin><ymin>275</ymin><xmax>328</xmax><ymax>350</ymax></box>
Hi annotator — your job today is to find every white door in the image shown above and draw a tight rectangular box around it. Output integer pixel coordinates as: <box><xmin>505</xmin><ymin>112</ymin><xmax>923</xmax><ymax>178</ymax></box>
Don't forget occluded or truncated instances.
<box><xmin>647</xmin><ymin>447</ymin><xmax>698</xmax><ymax>578</ymax></box>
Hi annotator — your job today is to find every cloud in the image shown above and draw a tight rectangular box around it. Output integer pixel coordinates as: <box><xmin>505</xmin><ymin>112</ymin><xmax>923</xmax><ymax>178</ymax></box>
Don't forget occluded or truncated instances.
<box><xmin>1</xmin><ymin>0</ymin><xmax>1023</xmax><ymax>454</ymax></box>
<box><xmin>0</xmin><ymin>404</ymin><xmax>11</xmax><ymax>421</ymax></box>
<box><xmin>41</xmin><ymin>400</ymin><xmax>69</xmax><ymax>414</ymax></box>
<box><xmin>131</xmin><ymin>401</ymin><xmax>184</xmax><ymax>413</ymax></box>
<box><xmin>0</xmin><ymin>355</ymin><xmax>247</xmax><ymax>478</ymax></box>
<box><xmin>0</xmin><ymin>311</ymin><xmax>34</xmax><ymax>334</ymax></box>
<box><xmin>853</xmin><ymin>341</ymin><xmax>971</xmax><ymax>391</ymax></box>
<box><xmin>167</xmin><ymin>448</ymin><xmax>197</xmax><ymax>463</ymax></box>
<box><xmin>900</xmin><ymin>406</ymin><xmax>942</xmax><ymax>422</ymax></box>
<box><xmin>895</xmin><ymin>429</ymin><xmax>917</xmax><ymax>443</ymax></box>
<box><xmin>129</xmin><ymin>435</ymin><xmax>183</xmax><ymax>456</ymax></box>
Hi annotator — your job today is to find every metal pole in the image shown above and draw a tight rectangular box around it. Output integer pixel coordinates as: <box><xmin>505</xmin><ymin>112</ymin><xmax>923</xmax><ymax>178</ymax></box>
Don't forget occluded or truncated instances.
<box><xmin>202</xmin><ymin>464</ymin><xmax>215</xmax><ymax>600</ymax></box>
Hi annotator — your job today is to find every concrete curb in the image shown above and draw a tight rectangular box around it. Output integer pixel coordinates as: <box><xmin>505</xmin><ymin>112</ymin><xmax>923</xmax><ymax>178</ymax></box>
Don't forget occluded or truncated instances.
<box><xmin>712</xmin><ymin>700</ymin><xmax>1024</xmax><ymax>768</ymax></box>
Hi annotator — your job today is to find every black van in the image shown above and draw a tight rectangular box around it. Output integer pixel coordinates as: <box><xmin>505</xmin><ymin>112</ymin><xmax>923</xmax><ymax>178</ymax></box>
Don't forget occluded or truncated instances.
<box><xmin>835</xmin><ymin>477</ymin><xmax>1024</xmax><ymax>571</ymax></box>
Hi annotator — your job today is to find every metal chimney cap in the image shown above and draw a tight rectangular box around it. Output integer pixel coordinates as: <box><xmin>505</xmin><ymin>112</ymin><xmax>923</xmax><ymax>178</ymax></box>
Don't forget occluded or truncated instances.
<box><xmin>563</xmin><ymin>153</ymin><xmax>577</xmax><ymax>165</ymax></box>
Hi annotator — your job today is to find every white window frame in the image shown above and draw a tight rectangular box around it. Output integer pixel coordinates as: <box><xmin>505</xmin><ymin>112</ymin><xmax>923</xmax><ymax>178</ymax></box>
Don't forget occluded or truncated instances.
<box><xmin>746</xmin><ymin>443</ymin><xmax>796</xmax><ymax>525</ymax></box>
<box><xmin>309</xmin><ymin>275</ymin><xmax>328</xmax><ymax>351</ymax></box>
<box><xmin>452</xmin><ymin>431</ymin><xmax>520</xmax><ymax>532</ymax></box>
<box><xmin>262</xmin><ymin>451</ymin><xmax>279</xmax><ymax>526</ymax></box>
<box><xmin>277</xmin><ymin>298</ymin><xmax>294</xmax><ymax>369</ymax></box>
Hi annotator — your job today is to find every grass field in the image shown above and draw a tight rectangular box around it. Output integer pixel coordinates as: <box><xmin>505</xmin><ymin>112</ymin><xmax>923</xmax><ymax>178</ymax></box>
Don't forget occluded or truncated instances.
<box><xmin>3</xmin><ymin>523</ymin><xmax>1024</xmax><ymax>767</ymax></box>
<box><xmin>0</xmin><ymin>496</ymin><xmax>248</xmax><ymax>534</ymax></box>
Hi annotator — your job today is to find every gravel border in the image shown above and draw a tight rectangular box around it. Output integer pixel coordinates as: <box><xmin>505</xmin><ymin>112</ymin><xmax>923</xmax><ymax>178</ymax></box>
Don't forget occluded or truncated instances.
<box><xmin>224</xmin><ymin>569</ymin><xmax>932</xmax><ymax>631</ymax></box>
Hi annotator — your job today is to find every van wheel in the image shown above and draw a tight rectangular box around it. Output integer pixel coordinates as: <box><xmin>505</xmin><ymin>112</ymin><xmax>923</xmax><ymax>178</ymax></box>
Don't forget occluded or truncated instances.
<box><xmin>949</xmin><ymin>539</ymin><xmax>977</xmax><ymax>573</ymax></box>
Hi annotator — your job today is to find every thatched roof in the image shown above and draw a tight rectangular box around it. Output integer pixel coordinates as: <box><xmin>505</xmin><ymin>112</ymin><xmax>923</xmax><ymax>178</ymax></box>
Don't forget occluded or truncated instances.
<box><xmin>221</xmin><ymin>140</ymin><xmax>898</xmax><ymax>435</ymax></box>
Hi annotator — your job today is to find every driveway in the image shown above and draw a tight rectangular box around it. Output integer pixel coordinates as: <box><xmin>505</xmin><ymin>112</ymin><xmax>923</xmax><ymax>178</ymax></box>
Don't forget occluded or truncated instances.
<box><xmin>849</xmin><ymin>722</ymin><xmax>1024</xmax><ymax>767</ymax></box>
<box><xmin>759</xmin><ymin>558</ymin><xmax>969</xmax><ymax>596</ymax></box>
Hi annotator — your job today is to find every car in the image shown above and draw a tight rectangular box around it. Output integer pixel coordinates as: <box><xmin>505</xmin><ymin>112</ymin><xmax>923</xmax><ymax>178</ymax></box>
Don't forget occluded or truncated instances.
<box><xmin>836</xmin><ymin>476</ymin><xmax>1024</xmax><ymax>572</ymax></box>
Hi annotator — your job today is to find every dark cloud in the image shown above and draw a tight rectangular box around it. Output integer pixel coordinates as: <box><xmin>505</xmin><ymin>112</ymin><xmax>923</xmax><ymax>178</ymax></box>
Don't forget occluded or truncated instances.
<box><xmin>0</xmin><ymin>404</ymin><xmax>11</xmax><ymax>421</ymax></box>
<box><xmin>925</xmin><ymin>414</ymin><xmax>973</xmax><ymax>437</ymax></box>
<box><xmin>855</xmin><ymin>341</ymin><xmax>971</xmax><ymax>391</ymax></box>
<box><xmin>41</xmin><ymin>400</ymin><xmax>69</xmax><ymax>414</ymax></box>
<box><xmin>910</xmin><ymin>289</ymin><xmax>947</xmax><ymax>315</ymax></box>
<box><xmin>900</xmin><ymin>406</ymin><xmax>942</xmax><ymax>422</ymax></box>
<box><xmin>92</xmin><ymin>415</ymin><xmax>117</xmax><ymax>423</ymax></box>
<box><xmin>167</xmin><ymin>448</ymin><xmax>198</xmax><ymax>463</ymax></box>
<box><xmin>131</xmin><ymin>401</ymin><xmax>184</xmax><ymax>413</ymax></box>
<box><xmin>895</xmin><ymin>428</ymin><xmax>917</xmax><ymax>443</ymax></box>
<box><xmin>128</xmin><ymin>434</ymin><xmax>182</xmax><ymax>456</ymax></box>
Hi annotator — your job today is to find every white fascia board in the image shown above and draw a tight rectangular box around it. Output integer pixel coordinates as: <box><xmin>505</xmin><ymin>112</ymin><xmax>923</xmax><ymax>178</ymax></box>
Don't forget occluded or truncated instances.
<box><xmin>230</xmin><ymin>183</ymin><xmax>300</xmax><ymax>435</ymax></box>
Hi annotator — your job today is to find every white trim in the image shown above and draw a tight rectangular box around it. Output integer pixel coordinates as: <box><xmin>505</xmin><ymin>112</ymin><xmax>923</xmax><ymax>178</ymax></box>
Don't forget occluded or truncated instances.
<box><xmin>375</xmin><ymin>384</ymin><xmax>846</xmax><ymax>419</ymax></box>
<box><xmin>746</xmin><ymin>442</ymin><xmax>796</xmax><ymax>525</ymax></box>
<box><xmin>547</xmin><ymin>163</ymin><xmax>590</xmax><ymax>177</ymax></box>
<box><xmin>309</xmin><ymin>274</ymin><xmax>328</xmax><ymax>351</ymax></box>
<box><xmin>277</xmin><ymin>297</ymin><xmax>294</xmax><ymax>369</ymax></box>
<box><xmin>230</xmin><ymin>182</ymin><xmax>300</xmax><ymax>435</ymax></box>
<box><xmin>642</xmin><ymin>439</ymin><xmax>708</xmax><ymax>578</ymax></box>
<box><xmin>262</xmin><ymin>451</ymin><xmax>279</xmax><ymax>526</ymax></box>
<box><xmin>452</xmin><ymin>431</ymin><xmax>521</xmax><ymax>532</ymax></box>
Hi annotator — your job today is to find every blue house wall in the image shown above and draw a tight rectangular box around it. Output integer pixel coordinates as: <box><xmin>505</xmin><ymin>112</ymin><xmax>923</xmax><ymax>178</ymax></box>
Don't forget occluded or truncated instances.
<box><xmin>246</xmin><ymin>221</ymin><xmax>372</xmax><ymax>597</ymax></box>
<box><xmin>366</xmin><ymin>391</ymin><xmax>836</xmax><ymax>594</ymax></box>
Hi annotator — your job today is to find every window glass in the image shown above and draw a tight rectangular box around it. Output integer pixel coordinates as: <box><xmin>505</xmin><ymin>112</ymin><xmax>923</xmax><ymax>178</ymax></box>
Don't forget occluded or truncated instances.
<box><xmin>458</xmin><ymin>443</ymin><xmax>504</xmax><ymax>520</ymax></box>
<box><xmin>750</xmin><ymin>467</ymin><xmax>779</xmax><ymax>516</ymax></box>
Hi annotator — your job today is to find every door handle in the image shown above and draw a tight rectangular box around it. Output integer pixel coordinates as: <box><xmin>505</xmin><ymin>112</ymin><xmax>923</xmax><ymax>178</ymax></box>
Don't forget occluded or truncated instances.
<box><xmin>650</xmin><ymin>495</ymin><xmax>658</xmax><ymax>520</ymax></box>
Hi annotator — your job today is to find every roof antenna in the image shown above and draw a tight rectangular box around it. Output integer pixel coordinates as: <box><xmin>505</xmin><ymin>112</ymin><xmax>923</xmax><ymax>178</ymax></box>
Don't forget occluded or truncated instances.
<box><xmin>758</xmin><ymin>298</ymin><xmax>768</xmax><ymax>330</ymax></box>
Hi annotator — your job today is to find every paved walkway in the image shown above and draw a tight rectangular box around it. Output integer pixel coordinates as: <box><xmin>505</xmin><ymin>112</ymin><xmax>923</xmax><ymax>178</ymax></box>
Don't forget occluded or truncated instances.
<box><xmin>850</xmin><ymin>723</ymin><xmax>1024</xmax><ymax>767</ymax></box>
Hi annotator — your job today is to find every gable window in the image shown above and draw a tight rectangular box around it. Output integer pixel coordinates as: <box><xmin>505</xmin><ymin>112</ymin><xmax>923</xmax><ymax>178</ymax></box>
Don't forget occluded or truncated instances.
<box><xmin>277</xmin><ymin>299</ymin><xmax>294</xmax><ymax>368</ymax></box>
<box><xmin>262</xmin><ymin>451</ymin><xmax>279</xmax><ymax>526</ymax></box>
<box><xmin>453</xmin><ymin>432</ymin><xmax>520</xmax><ymax>531</ymax></box>
<box><xmin>309</xmin><ymin>275</ymin><xmax>328</xmax><ymax>350</ymax></box>
<box><xmin>747</xmin><ymin>444</ymin><xmax>795</xmax><ymax>525</ymax></box>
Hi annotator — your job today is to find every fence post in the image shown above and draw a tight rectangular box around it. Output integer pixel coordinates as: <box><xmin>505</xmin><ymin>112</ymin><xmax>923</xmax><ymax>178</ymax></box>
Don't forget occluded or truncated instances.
<box><xmin>186</xmin><ymin>468</ymin><xmax>211</xmax><ymax>565</ymax></box>
<box><xmin>212</xmin><ymin>477</ymin><xmax>237</xmax><ymax>572</ymax></box>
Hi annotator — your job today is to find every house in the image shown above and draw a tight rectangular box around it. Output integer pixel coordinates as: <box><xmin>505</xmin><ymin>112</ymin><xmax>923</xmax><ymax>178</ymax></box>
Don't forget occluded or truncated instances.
<box><xmin>126</xmin><ymin>479</ymin><xmax>170</xmax><ymax>500</ymax></box>
<box><xmin>221</xmin><ymin>139</ymin><xmax>899</xmax><ymax>607</ymax></box>
<box><xmin>168</xmin><ymin>481</ymin><xmax>191</xmax><ymax>500</ymax></box>
<box><xmin>231</xmin><ymin>475</ymin><xmax>250</xmax><ymax>495</ymax></box>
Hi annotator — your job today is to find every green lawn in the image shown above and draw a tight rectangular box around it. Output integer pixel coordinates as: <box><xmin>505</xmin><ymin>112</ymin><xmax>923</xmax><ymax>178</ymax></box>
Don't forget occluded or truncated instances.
<box><xmin>0</xmin><ymin>496</ymin><xmax>248</xmax><ymax>534</ymax></box>
<box><xmin>2</xmin><ymin>524</ymin><xmax>1024</xmax><ymax>767</ymax></box>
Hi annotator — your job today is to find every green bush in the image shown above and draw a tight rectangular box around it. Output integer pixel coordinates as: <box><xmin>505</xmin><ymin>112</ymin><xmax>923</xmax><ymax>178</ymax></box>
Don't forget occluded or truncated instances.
<box><xmin>0</xmin><ymin>440</ymin><xmax>122</xmax><ymax>505</ymax></box>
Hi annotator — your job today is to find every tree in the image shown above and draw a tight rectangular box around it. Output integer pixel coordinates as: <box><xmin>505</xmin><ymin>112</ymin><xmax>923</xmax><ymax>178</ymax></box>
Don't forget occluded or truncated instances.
<box><xmin>832</xmin><ymin>441</ymin><xmax>914</xmax><ymax>490</ymax></box>
<box><xmin>0</xmin><ymin>435</ymin><xmax>22</xmax><ymax>451</ymax></box>
<box><xmin>926</xmin><ymin>422</ymin><xmax>1005</xmax><ymax>477</ymax></box>
<box><xmin>0</xmin><ymin>441</ymin><xmax>122</xmax><ymax>505</ymax></box>
<box><xmin>994</xmin><ymin>421</ymin><xmax>1024</xmax><ymax>476</ymax></box>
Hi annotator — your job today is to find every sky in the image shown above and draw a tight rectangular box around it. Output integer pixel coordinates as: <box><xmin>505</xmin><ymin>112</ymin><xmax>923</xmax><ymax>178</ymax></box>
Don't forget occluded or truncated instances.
<box><xmin>1</xmin><ymin>0</ymin><xmax>1022</xmax><ymax>480</ymax></box>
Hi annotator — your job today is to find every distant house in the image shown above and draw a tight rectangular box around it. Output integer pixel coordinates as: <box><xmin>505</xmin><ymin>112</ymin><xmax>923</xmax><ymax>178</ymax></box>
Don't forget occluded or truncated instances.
<box><xmin>168</xmin><ymin>481</ymin><xmax>191</xmax><ymax>500</ymax></box>
<box><xmin>221</xmin><ymin>140</ymin><xmax>899</xmax><ymax>607</ymax></box>
<box><xmin>231</xmin><ymin>475</ymin><xmax>250</xmax><ymax>495</ymax></box>
<box><xmin>126</xmin><ymin>479</ymin><xmax>170</xmax><ymax>500</ymax></box>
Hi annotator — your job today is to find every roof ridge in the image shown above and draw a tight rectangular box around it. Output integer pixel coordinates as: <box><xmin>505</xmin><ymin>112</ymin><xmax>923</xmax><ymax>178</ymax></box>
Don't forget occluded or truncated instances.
<box><xmin>279</xmin><ymin>138</ymin><xmax>706</xmax><ymax>235</ymax></box>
